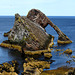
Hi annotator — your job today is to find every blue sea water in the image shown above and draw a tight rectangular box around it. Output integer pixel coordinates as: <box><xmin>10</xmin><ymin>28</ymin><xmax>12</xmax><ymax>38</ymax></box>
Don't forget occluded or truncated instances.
<box><xmin>46</xmin><ymin>16</ymin><xmax>75</xmax><ymax>70</ymax></box>
<box><xmin>0</xmin><ymin>16</ymin><xmax>75</xmax><ymax>74</ymax></box>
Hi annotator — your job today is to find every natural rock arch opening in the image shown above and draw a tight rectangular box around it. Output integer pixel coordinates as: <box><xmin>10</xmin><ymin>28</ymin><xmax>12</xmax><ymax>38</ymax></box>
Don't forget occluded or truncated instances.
<box><xmin>45</xmin><ymin>24</ymin><xmax>58</xmax><ymax>43</ymax></box>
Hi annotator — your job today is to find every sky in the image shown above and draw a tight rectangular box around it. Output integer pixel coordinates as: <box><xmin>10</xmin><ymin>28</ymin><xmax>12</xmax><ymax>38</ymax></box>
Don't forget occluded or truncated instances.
<box><xmin>0</xmin><ymin>0</ymin><xmax>75</xmax><ymax>16</ymax></box>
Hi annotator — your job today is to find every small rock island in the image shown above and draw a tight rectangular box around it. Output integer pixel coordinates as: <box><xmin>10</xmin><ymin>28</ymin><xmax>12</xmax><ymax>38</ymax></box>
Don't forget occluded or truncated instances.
<box><xmin>0</xmin><ymin>9</ymin><xmax>73</xmax><ymax>75</ymax></box>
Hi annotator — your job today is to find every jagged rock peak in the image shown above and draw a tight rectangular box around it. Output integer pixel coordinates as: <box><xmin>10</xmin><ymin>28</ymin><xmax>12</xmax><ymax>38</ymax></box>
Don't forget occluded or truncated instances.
<box><xmin>15</xmin><ymin>13</ymin><xmax>20</xmax><ymax>21</ymax></box>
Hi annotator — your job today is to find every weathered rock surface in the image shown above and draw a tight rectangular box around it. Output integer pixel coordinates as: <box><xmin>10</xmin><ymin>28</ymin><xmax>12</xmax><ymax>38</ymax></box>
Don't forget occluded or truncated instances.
<box><xmin>40</xmin><ymin>66</ymin><xmax>75</xmax><ymax>75</ymax></box>
<box><xmin>0</xmin><ymin>61</ymin><xmax>19</xmax><ymax>75</ymax></box>
<box><xmin>24</xmin><ymin>49</ymin><xmax>51</xmax><ymax>57</ymax></box>
<box><xmin>0</xmin><ymin>42</ymin><xmax>22</xmax><ymax>52</ymax></box>
<box><xmin>72</xmin><ymin>56</ymin><xmax>75</xmax><ymax>58</ymax></box>
<box><xmin>0</xmin><ymin>42</ymin><xmax>52</xmax><ymax>57</ymax></box>
<box><xmin>4</xmin><ymin>30</ymin><xmax>12</xmax><ymax>37</ymax></box>
<box><xmin>44</xmin><ymin>53</ymin><xmax>52</xmax><ymax>59</ymax></box>
<box><xmin>7</xmin><ymin>13</ymin><xmax>53</xmax><ymax>51</ymax></box>
<box><xmin>0</xmin><ymin>71</ymin><xmax>18</xmax><ymax>75</ymax></box>
<box><xmin>27</xmin><ymin>9</ymin><xmax>72</xmax><ymax>44</ymax></box>
<box><xmin>64</xmin><ymin>49</ymin><xmax>72</xmax><ymax>54</ymax></box>
<box><xmin>22</xmin><ymin>57</ymin><xmax>50</xmax><ymax>75</ymax></box>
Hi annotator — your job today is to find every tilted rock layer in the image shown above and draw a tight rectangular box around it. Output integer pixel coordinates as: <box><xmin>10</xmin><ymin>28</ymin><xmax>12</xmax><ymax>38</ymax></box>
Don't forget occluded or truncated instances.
<box><xmin>8</xmin><ymin>14</ymin><xmax>52</xmax><ymax>50</ymax></box>
<box><xmin>27</xmin><ymin>9</ymin><xmax>72</xmax><ymax>44</ymax></box>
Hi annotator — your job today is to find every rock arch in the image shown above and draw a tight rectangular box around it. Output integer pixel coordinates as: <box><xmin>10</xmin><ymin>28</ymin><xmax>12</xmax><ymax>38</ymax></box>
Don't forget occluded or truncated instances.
<box><xmin>27</xmin><ymin>9</ymin><xmax>72</xmax><ymax>44</ymax></box>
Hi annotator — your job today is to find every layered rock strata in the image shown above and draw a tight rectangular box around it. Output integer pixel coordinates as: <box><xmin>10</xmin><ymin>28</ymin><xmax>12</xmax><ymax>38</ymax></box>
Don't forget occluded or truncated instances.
<box><xmin>0</xmin><ymin>13</ymin><xmax>54</xmax><ymax>52</ymax></box>
<box><xmin>27</xmin><ymin>9</ymin><xmax>72</xmax><ymax>44</ymax></box>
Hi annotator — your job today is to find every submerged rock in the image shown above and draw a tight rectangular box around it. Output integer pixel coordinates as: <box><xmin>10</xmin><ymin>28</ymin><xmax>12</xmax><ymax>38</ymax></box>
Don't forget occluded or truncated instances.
<box><xmin>56</xmin><ymin>49</ymin><xmax>61</xmax><ymax>51</ymax></box>
<box><xmin>0</xmin><ymin>43</ymin><xmax>22</xmax><ymax>52</ymax></box>
<box><xmin>0</xmin><ymin>61</ymin><xmax>19</xmax><ymax>75</ymax></box>
<box><xmin>66</xmin><ymin>60</ymin><xmax>71</xmax><ymax>64</ymax></box>
<box><xmin>27</xmin><ymin>9</ymin><xmax>72</xmax><ymax>44</ymax></box>
<box><xmin>64</xmin><ymin>49</ymin><xmax>72</xmax><ymax>54</ymax></box>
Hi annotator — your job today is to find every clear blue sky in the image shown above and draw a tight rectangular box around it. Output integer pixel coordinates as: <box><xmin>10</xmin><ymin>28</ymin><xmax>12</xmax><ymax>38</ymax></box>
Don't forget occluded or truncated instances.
<box><xmin>0</xmin><ymin>0</ymin><xmax>75</xmax><ymax>16</ymax></box>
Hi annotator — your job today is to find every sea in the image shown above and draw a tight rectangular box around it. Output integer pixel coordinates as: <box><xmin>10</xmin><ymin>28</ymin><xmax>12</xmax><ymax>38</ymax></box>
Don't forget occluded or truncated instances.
<box><xmin>0</xmin><ymin>16</ymin><xmax>75</xmax><ymax>74</ymax></box>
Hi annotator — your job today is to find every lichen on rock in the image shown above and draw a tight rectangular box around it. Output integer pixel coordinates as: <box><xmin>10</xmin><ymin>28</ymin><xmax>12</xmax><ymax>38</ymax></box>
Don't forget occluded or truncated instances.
<box><xmin>4</xmin><ymin>30</ymin><xmax>12</xmax><ymax>37</ymax></box>
<box><xmin>22</xmin><ymin>57</ymin><xmax>51</xmax><ymax>75</ymax></box>
<box><xmin>44</xmin><ymin>53</ymin><xmax>52</xmax><ymax>59</ymax></box>
<box><xmin>7</xmin><ymin>13</ymin><xmax>53</xmax><ymax>50</ymax></box>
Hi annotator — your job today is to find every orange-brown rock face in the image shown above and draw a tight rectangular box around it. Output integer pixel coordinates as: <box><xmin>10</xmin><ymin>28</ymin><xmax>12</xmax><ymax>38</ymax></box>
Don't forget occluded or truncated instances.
<box><xmin>27</xmin><ymin>9</ymin><xmax>72</xmax><ymax>44</ymax></box>
<box><xmin>27</xmin><ymin>9</ymin><xmax>49</xmax><ymax>28</ymax></box>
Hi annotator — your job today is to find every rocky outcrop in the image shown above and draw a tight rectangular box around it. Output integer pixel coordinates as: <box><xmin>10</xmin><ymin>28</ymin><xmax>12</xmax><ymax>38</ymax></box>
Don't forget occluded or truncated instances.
<box><xmin>4</xmin><ymin>30</ymin><xmax>12</xmax><ymax>37</ymax></box>
<box><xmin>63</xmin><ymin>48</ymin><xmax>72</xmax><ymax>54</ymax></box>
<box><xmin>0</xmin><ymin>42</ymin><xmax>52</xmax><ymax>57</ymax></box>
<box><xmin>7</xmin><ymin>14</ymin><xmax>53</xmax><ymax>51</ymax></box>
<box><xmin>0</xmin><ymin>60</ymin><xmax>19</xmax><ymax>75</ymax></box>
<box><xmin>0</xmin><ymin>9</ymin><xmax>74</xmax><ymax>75</ymax></box>
<box><xmin>22</xmin><ymin>57</ymin><xmax>51</xmax><ymax>75</ymax></box>
<box><xmin>0</xmin><ymin>71</ymin><xmax>18</xmax><ymax>75</ymax></box>
<box><xmin>40</xmin><ymin>66</ymin><xmax>75</xmax><ymax>75</ymax></box>
<box><xmin>27</xmin><ymin>9</ymin><xmax>72</xmax><ymax>44</ymax></box>
<box><xmin>66</xmin><ymin>60</ymin><xmax>71</xmax><ymax>64</ymax></box>
<box><xmin>44</xmin><ymin>53</ymin><xmax>52</xmax><ymax>59</ymax></box>
<box><xmin>72</xmin><ymin>56</ymin><xmax>75</xmax><ymax>58</ymax></box>
<box><xmin>24</xmin><ymin>49</ymin><xmax>51</xmax><ymax>58</ymax></box>
<box><xmin>0</xmin><ymin>42</ymin><xmax>22</xmax><ymax>52</ymax></box>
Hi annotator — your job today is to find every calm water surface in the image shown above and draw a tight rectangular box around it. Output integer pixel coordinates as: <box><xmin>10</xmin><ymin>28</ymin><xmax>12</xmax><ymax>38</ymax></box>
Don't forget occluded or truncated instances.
<box><xmin>46</xmin><ymin>16</ymin><xmax>75</xmax><ymax>70</ymax></box>
<box><xmin>0</xmin><ymin>16</ymin><xmax>75</xmax><ymax>74</ymax></box>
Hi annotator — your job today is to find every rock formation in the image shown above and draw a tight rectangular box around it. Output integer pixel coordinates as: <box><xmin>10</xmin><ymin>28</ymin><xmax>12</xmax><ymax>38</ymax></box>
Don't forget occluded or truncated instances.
<box><xmin>22</xmin><ymin>57</ymin><xmax>51</xmax><ymax>75</ymax></box>
<box><xmin>44</xmin><ymin>53</ymin><xmax>52</xmax><ymax>59</ymax></box>
<box><xmin>0</xmin><ymin>9</ymin><xmax>73</xmax><ymax>75</ymax></box>
<box><xmin>40</xmin><ymin>66</ymin><xmax>75</xmax><ymax>75</ymax></box>
<box><xmin>27</xmin><ymin>9</ymin><xmax>72</xmax><ymax>44</ymax></box>
<box><xmin>0</xmin><ymin>13</ymin><xmax>53</xmax><ymax>51</ymax></box>
<box><xmin>0</xmin><ymin>60</ymin><xmax>19</xmax><ymax>75</ymax></box>
<box><xmin>24</xmin><ymin>49</ymin><xmax>51</xmax><ymax>58</ymax></box>
<box><xmin>4</xmin><ymin>30</ymin><xmax>11</xmax><ymax>37</ymax></box>
<box><xmin>63</xmin><ymin>48</ymin><xmax>72</xmax><ymax>54</ymax></box>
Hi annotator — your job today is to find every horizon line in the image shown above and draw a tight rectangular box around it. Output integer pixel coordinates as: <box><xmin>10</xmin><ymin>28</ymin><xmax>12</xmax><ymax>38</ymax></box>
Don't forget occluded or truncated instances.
<box><xmin>0</xmin><ymin>15</ymin><xmax>75</xmax><ymax>17</ymax></box>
